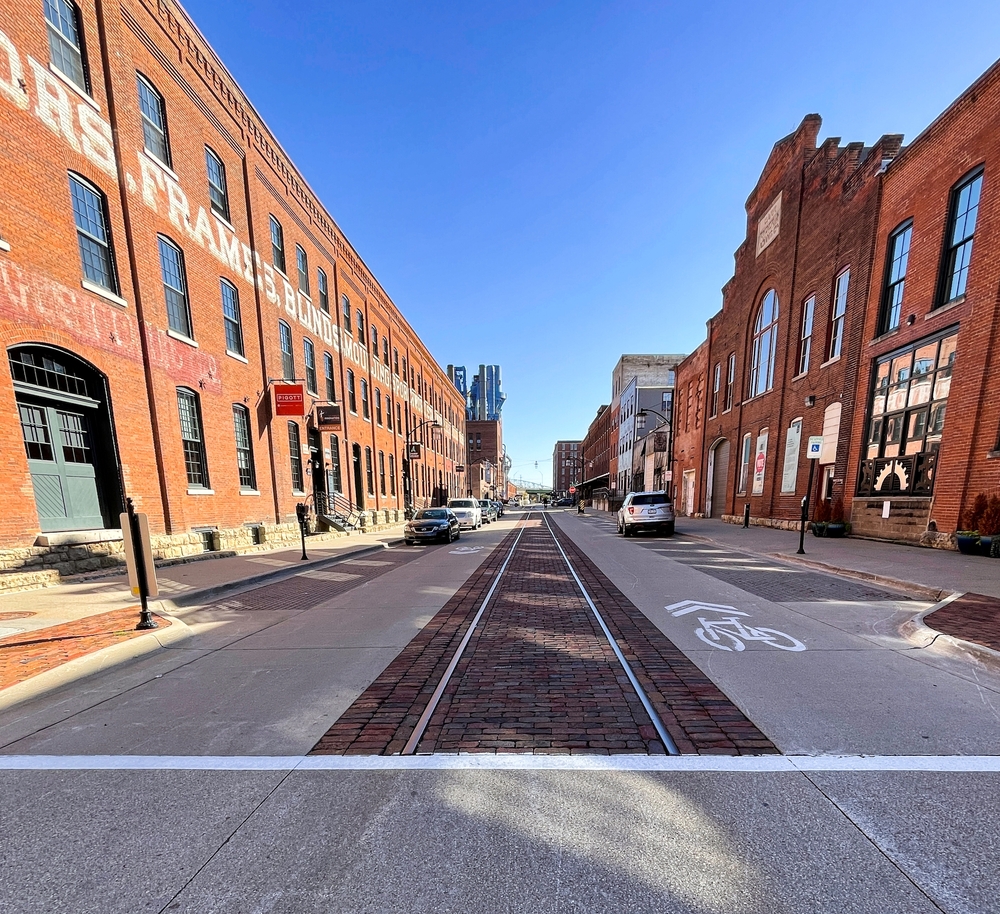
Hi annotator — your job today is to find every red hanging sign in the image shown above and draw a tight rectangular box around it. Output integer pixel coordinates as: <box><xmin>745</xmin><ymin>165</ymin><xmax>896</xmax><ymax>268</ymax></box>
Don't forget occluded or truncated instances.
<box><xmin>274</xmin><ymin>384</ymin><xmax>305</xmax><ymax>416</ymax></box>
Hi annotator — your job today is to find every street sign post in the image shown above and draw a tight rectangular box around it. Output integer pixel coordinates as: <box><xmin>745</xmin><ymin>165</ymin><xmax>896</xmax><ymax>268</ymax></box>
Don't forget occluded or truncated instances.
<box><xmin>798</xmin><ymin>436</ymin><xmax>825</xmax><ymax>555</ymax></box>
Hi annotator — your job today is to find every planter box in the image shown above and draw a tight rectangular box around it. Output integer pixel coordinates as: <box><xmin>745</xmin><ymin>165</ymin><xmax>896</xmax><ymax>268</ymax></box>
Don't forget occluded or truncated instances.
<box><xmin>826</xmin><ymin>523</ymin><xmax>846</xmax><ymax>538</ymax></box>
<box><xmin>956</xmin><ymin>534</ymin><xmax>980</xmax><ymax>555</ymax></box>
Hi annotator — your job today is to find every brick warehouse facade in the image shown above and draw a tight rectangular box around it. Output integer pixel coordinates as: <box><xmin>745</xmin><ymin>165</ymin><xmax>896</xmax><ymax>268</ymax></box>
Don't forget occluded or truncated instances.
<box><xmin>673</xmin><ymin>58</ymin><xmax>1000</xmax><ymax>543</ymax></box>
<box><xmin>0</xmin><ymin>0</ymin><xmax>466</xmax><ymax>574</ymax></box>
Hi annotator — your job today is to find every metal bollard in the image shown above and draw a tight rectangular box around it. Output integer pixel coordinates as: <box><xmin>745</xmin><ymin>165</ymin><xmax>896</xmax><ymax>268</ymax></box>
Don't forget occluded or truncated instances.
<box><xmin>743</xmin><ymin>503</ymin><xmax>750</xmax><ymax>528</ymax></box>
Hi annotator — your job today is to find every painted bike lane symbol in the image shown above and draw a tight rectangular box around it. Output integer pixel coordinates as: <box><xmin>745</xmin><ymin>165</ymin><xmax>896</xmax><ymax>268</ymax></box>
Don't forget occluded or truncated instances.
<box><xmin>665</xmin><ymin>600</ymin><xmax>806</xmax><ymax>653</ymax></box>
<box><xmin>450</xmin><ymin>546</ymin><xmax>484</xmax><ymax>555</ymax></box>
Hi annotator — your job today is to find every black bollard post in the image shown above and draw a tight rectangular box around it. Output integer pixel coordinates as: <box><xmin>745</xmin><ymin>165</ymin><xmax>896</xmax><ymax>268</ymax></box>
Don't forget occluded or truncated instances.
<box><xmin>127</xmin><ymin>497</ymin><xmax>157</xmax><ymax>630</ymax></box>
<box><xmin>295</xmin><ymin>502</ymin><xmax>308</xmax><ymax>561</ymax></box>
<box><xmin>743</xmin><ymin>503</ymin><xmax>750</xmax><ymax>528</ymax></box>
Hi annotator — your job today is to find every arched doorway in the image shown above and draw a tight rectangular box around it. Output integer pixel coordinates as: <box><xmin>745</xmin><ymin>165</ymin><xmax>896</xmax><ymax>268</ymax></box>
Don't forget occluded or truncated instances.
<box><xmin>706</xmin><ymin>438</ymin><xmax>730</xmax><ymax>518</ymax></box>
<box><xmin>9</xmin><ymin>345</ymin><xmax>123</xmax><ymax>532</ymax></box>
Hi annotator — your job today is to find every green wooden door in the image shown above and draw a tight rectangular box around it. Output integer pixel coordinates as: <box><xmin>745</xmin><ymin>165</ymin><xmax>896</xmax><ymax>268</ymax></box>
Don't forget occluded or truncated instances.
<box><xmin>19</xmin><ymin>402</ymin><xmax>103</xmax><ymax>532</ymax></box>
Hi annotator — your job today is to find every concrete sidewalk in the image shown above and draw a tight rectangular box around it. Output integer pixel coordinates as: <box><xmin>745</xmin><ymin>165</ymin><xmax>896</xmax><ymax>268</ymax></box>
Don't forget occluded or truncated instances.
<box><xmin>0</xmin><ymin>525</ymin><xmax>407</xmax><ymax>701</ymax></box>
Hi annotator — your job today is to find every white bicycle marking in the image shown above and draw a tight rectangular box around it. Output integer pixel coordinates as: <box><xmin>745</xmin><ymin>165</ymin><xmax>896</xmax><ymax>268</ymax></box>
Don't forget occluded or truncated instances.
<box><xmin>450</xmin><ymin>546</ymin><xmax>484</xmax><ymax>554</ymax></box>
<box><xmin>666</xmin><ymin>601</ymin><xmax>806</xmax><ymax>652</ymax></box>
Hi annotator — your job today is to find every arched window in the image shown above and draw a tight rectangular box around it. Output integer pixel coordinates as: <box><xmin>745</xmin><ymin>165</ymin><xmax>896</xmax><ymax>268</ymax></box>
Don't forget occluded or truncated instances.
<box><xmin>749</xmin><ymin>289</ymin><xmax>778</xmax><ymax>398</ymax></box>
<box><xmin>46</xmin><ymin>0</ymin><xmax>89</xmax><ymax>93</ymax></box>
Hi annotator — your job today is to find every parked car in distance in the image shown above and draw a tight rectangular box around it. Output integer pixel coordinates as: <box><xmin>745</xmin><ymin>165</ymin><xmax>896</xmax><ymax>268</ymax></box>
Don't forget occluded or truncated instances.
<box><xmin>447</xmin><ymin>498</ymin><xmax>482</xmax><ymax>529</ymax></box>
<box><xmin>493</xmin><ymin>500</ymin><xmax>504</xmax><ymax>518</ymax></box>
<box><xmin>617</xmin><ymin>491</ymin><xmax>675</xmax><ymax>537</ymax></box>
<box><xmin>554</xmin><ymin>497</ymin><xmax>573</xmax><ymax>506</ymax></box>
<box><xmin>478</xmin><ymin>499</ymin><xmax>498</xmax><ymax>523</ymax></box>
<box><xmin>404</xmin><ymin>508</ymin><xmax>460</xmax><ymax>545</ymax></box>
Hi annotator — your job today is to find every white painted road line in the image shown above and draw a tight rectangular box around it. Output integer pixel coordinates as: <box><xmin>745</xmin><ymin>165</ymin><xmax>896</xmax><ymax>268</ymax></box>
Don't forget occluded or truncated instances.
<box><xmin>2</xmin><ymin>755</ymin><xmax>1000</xmax><ymax>772</ymax></box>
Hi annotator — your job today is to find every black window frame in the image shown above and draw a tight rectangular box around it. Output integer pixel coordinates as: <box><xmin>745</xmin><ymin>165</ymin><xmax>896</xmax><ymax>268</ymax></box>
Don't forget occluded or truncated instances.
<box><xmin>278</xmin><ymin>320</ymin><xmax>294</xmax><ymax>380</ymax></box>
<box><xmin>296</xmin><ymin>244</ymin><xmax>310</xmax><ymax>295</ymax></box>
<box><xmin>341</xmin><ymin>294</ymin><xmax>351</xmax><ymax>332</ymax></box>
<box><xmin>205</xmin><ymin>146</ymin><xmax>230</xmax><ymax>222</ymax></box>
<box><xmin>323</xmin><ymin>352</ymin><xmax>335</xmax><ymax>401</ymax></box>
<box><xmin>303</xmin><ymin>338</ymin><xmax>317</xmax><ymax>394</ymax></box>
<box><xmin>288</xmin><ymin>421</ymin><xmax>304</xmax><ymax>493</ymax></box>
<box><xmin>158</xmin><ymin>235</ymin><xmax>193</xmax><ymax>338</ymax></box>
<box><xmin>69</xmin><ymin>173</ymin><xmax>118</xmax><ymax>293</ymax></box>
<box><xmin>937</xmin><ymin>167</ymin><xmax>984</xmax><ymax>308</ymax></box>
<box><xmin>177</xmin><ymin>387</ymin><xmax>209</xmax><ymax>488</ymax></box>
<box><xmin>269</xmin><ymin>215</ymin><xmax>286</xmax><ymax>274</ymax></box>
<box><xmin>232</xmin><ymin>403</ymin><xmax>256</xmax><ymax>490</ymax></box>
<box><xmin>45</xmin><ymin>0</ymin><xmax>89</xmax><ymax>94</ymax></box>
<box><xmin>360</xmin><ymin>378</ymin><xmax>370</xmax><ymax>420</ymax></box>
<box><xmin>347</xmin><ymin>368</ymin><xmax>357</xmax><ymax>414</ymax></box>
<box><xmin>137</xmin><ymin>73</ymin><xmax>171</xmax><ymax>167</ymax></box>
<box><xmin>317</xmin><ymin>268</ymin><xmax>329</xmax><ymax>313</ymax></box>
<box><xmin>221</xmin><ymin>278</ymin><xmax>244</xmax><ymax>357</ymax></box>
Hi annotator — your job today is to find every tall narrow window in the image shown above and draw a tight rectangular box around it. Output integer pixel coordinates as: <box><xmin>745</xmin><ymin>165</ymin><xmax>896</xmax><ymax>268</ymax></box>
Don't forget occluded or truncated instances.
<box><xmin>288</xmin><ymin>421</ymin><xmax>303</xmax><ymax>492</ymax></box>
<box><xmin>177</xmin><ymin>388</ymin><xmax>208</xmax><ymax>488</ymax></box>
<box><xmin>375</xmin><ymin>388</ymin><xmax>383</xmax><ymax>425</ymax></box>
<box><xmin>303</xmin><ymin>338</ymin><xmax>317</xmax><ymax>394</ymax></box>
<box><xmin>137</xmin><ymin>74</ymin><xmax>170</xmax><ymax>166</ymax></box>
<box><xmin>341</xmin><ymin>294</ymin><xmax>351</xmax><ymax>332</ymax></box>
<box><xmin>396</xmin><ymin>403</ymin><xmax>402</xmax><ymax>435</ymax></box>
<box><xmin>221</xmin><ymin>279</ymin><xmax>243</xmax><ymax>356</ymax></box>
<box><xmin>383</xmin><ymin>336</ymin><xmax>390</xmax><ymax>365</ymax></box>
<box><xmin>233</xmin><ymin>405</ymin><xmax>255</xmax><ymax>490</ymax></box>
<box><xmin>365</xmin><ymin>447</ymin><xmax>374</xmax><ymax>495</ymax></box>
<box><xmin>371</xmin><ymin>324</ymin><xmax>379</xmax><ymax>355</ymax></box>
<box><xmin>296</xmin><ymin>245</ymin><xmax>310</xmax><ymax>295</ymax></box>
<box><xmin>360</xmin><ymin>378</ymin><xmax>370</xmax><ymax>419</ymax></box>
<box><xmin>205</xmin><ymin>147</ymin><xmax>230</xmax><ymax>221</ymax></box>
<box><xmin>347</xmin><ymin>369</ymin><xmax>357</xmax><ymax>413</ymax></box>
<box><xmin>323</xmin><ymin>352</ymin><xmax>335</xmax><ymax>400</ymax></box>
<box><xmin>386</xmin><ymin>396</ymin><xmax>393</xmax><ymax>431</ymax></box>
<box><xmin>317</xmin><ymin>268</ymin><xmax>329</xmax><ymax>313</ymax></box>
<box><xmin>356</xmin><ymin>309</ymin><xmax>365</xmax><ymax>343</ymax></box>
<box><xmin>799</xmin><ymin>295</ymin><xmax>815</xmax><ymax>374</ymax></box>
<box><xmin>940</xmin><ymin>169</ymin><xmax>983</xmax><ymax>305</ymax></box>
<box><xmin>379</xmin><ymin>450</ymin><xmax>386</xmax><ymax>495</ymax></box>
<box><xmin>69</xmin><ymin>174</ymin><xmax>117</xmax><ymax>293</ymax></box>
<box><xmin>269</xmin><ymin>215</ymin><xmax>285</xmax><ymax>273</ymax></box>
<box><xmin>710</xmin><ymin>363</ymin><xmax>720</xmax><ymax>417</ymax></box>
<box><xmin>738</xmin><ymin>433</ymin><xmax>752</xmax><ymax>494</ymax></box>
<box><xmin>45</xmin><ymin>0</ymin><xmax>88</xmax><ymax>93</ymax></box>
<box><xmin>329</xmin><ymin>435</ymin><xmax>343</xmax><ymax>493</ymax></box>
<box><xmin>725</xmin><ymin>353</ymin><xmax>735</xmax><ymax>411</ymax></box>
<box><xmin>828</xmin><ymin>269</ymin><xmax>850</xmax><ymax>360</ymax></box>
<box><xmin>880</xmin><ymin>223</ymin><xmax>912</xmax><ymax>334</ymax></box>
<box><xmin>279</xmin><ymin>320</ymin><xmax>294</xmax><ymax>379</ymax></box>
<box><xmin>158</xmin><ymin>236</ymin><xmax>192</xmax><ymax>338</ymax></box>
<box><xmin>393</xmin><ymin>348</ymin><xmax>399</xmax><ymax>375</ymax></box>
<box><xmin>749</xmin><ymin>290</ymin><xmax>778</xmax><ymax>398</ymax></box>
<box><xmin>389</xmin><ymin>454</ymin><xmax>396</xmax><ymax>495</ymax></box>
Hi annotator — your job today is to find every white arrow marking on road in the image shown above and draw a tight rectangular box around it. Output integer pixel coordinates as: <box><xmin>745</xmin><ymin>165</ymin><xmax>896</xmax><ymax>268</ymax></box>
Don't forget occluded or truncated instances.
<box><xmin>666</xmin><ymin>600</ymin><xmax>750</xmax><ymax>617</ymax></box>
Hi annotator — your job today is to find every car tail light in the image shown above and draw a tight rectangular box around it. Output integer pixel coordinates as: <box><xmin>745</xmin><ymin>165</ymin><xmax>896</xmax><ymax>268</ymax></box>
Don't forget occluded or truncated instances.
<box><xmin>628</xmin><ymin>506</ymin><xmax>635</xmax><ymax>514</ymax></box>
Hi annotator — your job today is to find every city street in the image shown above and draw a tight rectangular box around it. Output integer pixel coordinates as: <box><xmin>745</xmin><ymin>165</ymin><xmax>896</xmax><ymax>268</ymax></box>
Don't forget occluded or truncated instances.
<box><xmin>2</xmin><ymin>508</ymin><xmax>998</xmax><ymax>913</ymax></box>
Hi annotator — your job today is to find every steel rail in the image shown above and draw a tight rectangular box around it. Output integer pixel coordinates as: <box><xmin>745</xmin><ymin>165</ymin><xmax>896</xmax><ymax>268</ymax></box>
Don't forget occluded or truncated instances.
<box><xmin>542</xmin><ymin>512</ymin><xmax>681</xmax><ymax>755</ymax></box>
<box><xmin>400</xmin><ymin>516</ymin><xmax>530</xmax><ymax>755</ymax></box>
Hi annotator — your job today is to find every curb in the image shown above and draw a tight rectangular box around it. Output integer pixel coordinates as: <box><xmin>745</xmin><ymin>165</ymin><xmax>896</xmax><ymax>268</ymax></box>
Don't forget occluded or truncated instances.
<box><xmin>0</xmin><ymin>612</ymin><xmax>192</xmax><ymax>712</ymax></box>
<box><xmin>161</xmin><ymin>539</ymin><xmax>403</xmax><ymax>609</ymax></box>
<box><xmin>898</xmin><ymin>592</ymin><xmax>1000</xmax><ymax>673</ymax></box>
<box><xmin>0</xmin><ymin>537</ymin><xmax>407</xmax><ymax>710</ymax></box>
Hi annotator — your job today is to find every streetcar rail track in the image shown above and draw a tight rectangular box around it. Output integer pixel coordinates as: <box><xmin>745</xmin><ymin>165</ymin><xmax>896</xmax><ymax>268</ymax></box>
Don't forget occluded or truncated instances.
<box><xmin>400</xmin><ymin>510</ymin><xmax>680</xmax><ymax>756</ymax></box>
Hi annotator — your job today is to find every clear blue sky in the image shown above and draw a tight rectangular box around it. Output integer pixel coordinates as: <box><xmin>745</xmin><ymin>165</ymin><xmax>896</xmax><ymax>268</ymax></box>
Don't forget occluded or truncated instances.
<box><xmin>182</xmin><ymin>0</ymin><xmax>1000</xmax><ymax>487</ymax></box>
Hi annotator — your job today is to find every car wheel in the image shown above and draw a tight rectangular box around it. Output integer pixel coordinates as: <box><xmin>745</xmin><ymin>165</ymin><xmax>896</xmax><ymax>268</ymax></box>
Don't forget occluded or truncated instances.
<box><xmin>455</xmin><ymin>530</ymin><xmax>461</xmax><ymax>540</ymax></box>
<box><xmin>622</xmin><ymin>524</ymin><xmax>631</xmax><ymax>538</ymax></box>
<box><xmin>405</xmin><ymin>539</ymin><xmax>414</xmax><ymax>546</ymax></box>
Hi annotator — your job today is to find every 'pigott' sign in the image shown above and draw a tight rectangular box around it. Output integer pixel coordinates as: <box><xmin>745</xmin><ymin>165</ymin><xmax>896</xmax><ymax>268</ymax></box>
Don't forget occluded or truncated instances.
<box><xmin>274</xmin><ymin>384</ymin><xmax>304</xmax><ymax>416</ymax></box>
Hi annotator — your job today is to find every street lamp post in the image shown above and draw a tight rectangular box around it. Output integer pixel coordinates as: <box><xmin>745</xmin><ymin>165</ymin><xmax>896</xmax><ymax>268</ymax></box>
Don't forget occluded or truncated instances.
<box><xmin>636</xmin><ymin>404</ymin><xmax>675</xmax><ymax>502</ymax></box>
<box><xmin>404</xmin><ymin>419</ymin><xmax>442</xmax><ymax>517</ymax></box>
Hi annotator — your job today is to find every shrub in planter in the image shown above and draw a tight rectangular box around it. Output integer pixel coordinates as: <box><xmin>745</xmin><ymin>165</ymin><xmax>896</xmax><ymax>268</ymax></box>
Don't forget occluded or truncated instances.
<box><xmin>827</xmin><ymin>498</ymin><xmax>847</xmax><ymax>537</ymax></box>
<box><xmin>811</xmin><ymin>498</ymin><xmax>831</xmax><ymax>536</ymax></box>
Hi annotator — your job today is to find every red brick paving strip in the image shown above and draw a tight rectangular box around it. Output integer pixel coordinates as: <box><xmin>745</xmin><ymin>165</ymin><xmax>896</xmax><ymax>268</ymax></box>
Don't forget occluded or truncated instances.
<box><xmin>312</xmin><ymin>518</ymin><xmax>777</xmax><ymax>755</ymax></box>
<box><xmin>0</xmin><ymin>607</ymin><xmax>170</xmax><ymax>691</ymax></box>
<box><xmin>924</xmin><ymin>592</ymin><xmax>1000</xmax><ymax>653</ymax></box>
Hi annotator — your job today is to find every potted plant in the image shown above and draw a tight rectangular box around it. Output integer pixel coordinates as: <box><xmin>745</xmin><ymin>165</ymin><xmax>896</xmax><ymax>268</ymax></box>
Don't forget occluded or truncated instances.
<box><xmin>811</xmin><ymin>498</ymin><xmax>831</xmax><ymax>536</ymax></box>
<box><xmin>956</xmin><ymin>494</ymin><xmax>988</xmax><ymax>554</ymax></box>
<box><xmin>827</xmin><ymin>497</ymin><xmax>847</xmax><ymax>537</ymax></box>
<box><xmin>978</xmin><ymin>494</ymin><xmax>1000</xmax><ymax>557</ymax></box>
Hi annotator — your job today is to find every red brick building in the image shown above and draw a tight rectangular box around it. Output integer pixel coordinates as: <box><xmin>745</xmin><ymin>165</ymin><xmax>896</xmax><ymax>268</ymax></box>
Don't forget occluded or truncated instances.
<box><xmin>579</xmin><ymin>404</ymin><xmax>612</xmax><ymax>506</ymax></box>
<box><xmin>0</xmin><ymin>0</ymin><xmax>465</xmax><ymax>572</ymax></box>
<box><xmin>674</xmin><ymin>116</ymin><xmax>902</xmax><ymax>528</ymax></box>
<box><xmin>846</xmin><ymin>61</ymin><xmax>1000</xmax><ymax>539</ymax></box>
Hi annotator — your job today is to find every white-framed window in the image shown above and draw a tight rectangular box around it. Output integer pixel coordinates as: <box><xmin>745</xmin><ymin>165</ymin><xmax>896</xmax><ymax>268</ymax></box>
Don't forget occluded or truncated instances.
<box><xmin>749</xmin><ymin>290</ymin><xmax>778</xmax><ymax>398</ymax></box>
<box><xmin>829</xmin><ymin>269</ymin><xmax>850</xmax><ymax>360</ymax></box>
<box><xmin>799</xmin><ymin>295</ymin><xmax>815</xmax><ymax>374</ymax></box>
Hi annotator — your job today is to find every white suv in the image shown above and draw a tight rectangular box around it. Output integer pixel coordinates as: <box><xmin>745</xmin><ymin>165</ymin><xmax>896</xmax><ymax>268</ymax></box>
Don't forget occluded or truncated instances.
<box><xmin>447</xmin><ymin>498</ymin><xmax>482</xmax><ymax>530</ymax></box>
<box><xmin>617</xmin><ymin>491</ymin><xmax>675</xmax><ymax>537</ymax></box>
